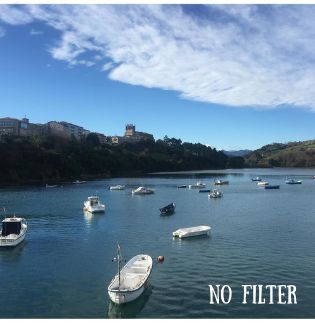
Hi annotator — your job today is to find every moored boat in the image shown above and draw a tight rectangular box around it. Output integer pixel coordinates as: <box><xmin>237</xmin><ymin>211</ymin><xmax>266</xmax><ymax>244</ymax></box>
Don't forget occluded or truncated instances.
<box><xmin>199</xmin><ymin>189</ymin><xmax>211</xmax><ymax>193</ymax></box>
<box><xmin>132</xmin><ymin>187</ymin><xmax>155</xmax><ymax>195</ymax></box>
<box><xmin>0</xmin><ymin>216</ymin><xmax>27</xmax><ymax>247</ymax></box>
<box><xmin>109</xmin><ymin>185</ymin><xmax>125</xmax><ymax>190</ymax></box>
<box><xmin>312</xmin><ymin>176</ymin><xmax>315</xmax><ymax>179</ymax></box>
<box><xmin>257</xmin><ymin>182</ymin><xmax>269</xmax><ymax>186</ymax></box>
<box><xmin>73</xmin><ymin>180</ymin><xmax>86</xmax><ymax>184</ymax></box>
<box><xmin>252</xmin><ymin>177</ymin><xmax>262</xmax><ymax>181</ymax></box>
<box><xmin>213</xmin><ymin>179</ymin><xmax>229</xmax><ymax>185</ymax></box>
<box><xmin>46</xmin><ymin>184</ymin><xmax>57</xmax><ymax>188</ymax></box>
<box><xmin>265</xmin><ymin>185</ymin><xmax>280</xmax><ymax>189</ymax></box>
<box><xmin>108</xmin><ymin>246</ymin><xmax>153</xmax><ymax>305</ymax></box>
<box><xmin>177</xmin><ymin>185</ymin><xmax>187</xmax><ymax>188</ymax></box>
<box><xmin>173</xmin><ymin>225</ymin><xmax>211</xmax><ymax>238</ymax></box>
<box><xmin>159</xmin><ymin>202</ymin><xmax>176</xmax><ymax>214</ymax></box>
<box><xmin>83</xmin><ymin>195</ymin><xmax>105</xmax><ymax>213</ymax></box>
<box><xmin>208</xmin><ymin>189</ymin><xmax>223</xmax><ymax>198</ymax></box>
<box><xmin>285</xmin><ymin>179</ymin><xmax>302</xmax><ymax>184</ymax></box>
<box><xmin>189</xmin><ymin>182</ymin><xmax>206</xmax><ymax>189</ymax></box>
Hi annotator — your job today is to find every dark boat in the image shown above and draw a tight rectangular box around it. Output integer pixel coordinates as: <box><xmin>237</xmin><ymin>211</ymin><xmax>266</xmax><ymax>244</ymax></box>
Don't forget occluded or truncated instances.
<box><xmin>265</xmin><ymin>185</ymin><xmax>280</xmax><ymax>189</ymax></box>
<box><xmin>177</xmin><ymin>185</ymin><xmax>186</xmax><ymax>188</ymax></box>
<box><xmin>159</xmin><ymin>203</ymin><xmax>176</xmax><ymax>214</ymax></box>
<box><xmin>252</xmin><ymin>177</ymin><xmax>261</xmax><ymax>181</ymax></box>
<box><xmin>199</xmin><ymin>189</ymin><xmax>211</xmax><ymax>193</ymax></box>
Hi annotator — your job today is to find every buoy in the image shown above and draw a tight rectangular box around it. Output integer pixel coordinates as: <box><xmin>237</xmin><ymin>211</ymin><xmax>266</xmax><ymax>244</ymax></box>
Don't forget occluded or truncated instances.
<box><xmin>158</xmin><ymin>256</ymin><xmax>164</xmax><ymax>261</ymax></box>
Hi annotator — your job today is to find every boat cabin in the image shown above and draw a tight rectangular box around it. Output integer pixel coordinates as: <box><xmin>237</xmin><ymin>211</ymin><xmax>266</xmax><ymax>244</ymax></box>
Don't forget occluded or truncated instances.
<box><xmin>1</xmin><ymin>218</ymin><xmax>22</xmax><ymax>237</ymax></box>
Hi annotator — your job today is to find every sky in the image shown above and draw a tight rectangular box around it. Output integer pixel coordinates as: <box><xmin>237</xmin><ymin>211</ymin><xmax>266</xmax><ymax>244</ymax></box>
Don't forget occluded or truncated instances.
<box><xmin>1</xmin><ymin>2</ymin><xmax>315</xmax><ymax>151</ymax></box>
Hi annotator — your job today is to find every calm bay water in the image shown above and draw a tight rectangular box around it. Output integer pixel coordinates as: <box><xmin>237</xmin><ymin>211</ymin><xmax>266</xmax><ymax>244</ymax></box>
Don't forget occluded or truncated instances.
<box><xmin>1</xmin><ymin>168</ymin><xmax>315</xmax><ymax>319</ymax></box>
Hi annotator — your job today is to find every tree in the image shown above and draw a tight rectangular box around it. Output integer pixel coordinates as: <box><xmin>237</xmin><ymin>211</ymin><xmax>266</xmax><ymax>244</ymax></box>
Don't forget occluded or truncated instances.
<box><xmin>86</xmin><ymin>133</ymin><xmax>100</xmax><ymax>146</ymax></box>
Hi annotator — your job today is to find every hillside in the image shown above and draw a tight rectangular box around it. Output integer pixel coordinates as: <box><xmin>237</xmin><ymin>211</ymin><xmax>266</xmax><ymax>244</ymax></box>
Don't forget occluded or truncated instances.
<box><xmin>223</xmin><ymin>149</ymin><xmax>251</xmax><ymax>156</ymax></box>
<box><xmin>243</xmin><ymin>140</ymin><xmax>315</xmax><ymax>168</ymax></box>
<box><xmin>0</xmin><ymin>134</ymin><xmax>238</xmax><ymax>183</ymax></box>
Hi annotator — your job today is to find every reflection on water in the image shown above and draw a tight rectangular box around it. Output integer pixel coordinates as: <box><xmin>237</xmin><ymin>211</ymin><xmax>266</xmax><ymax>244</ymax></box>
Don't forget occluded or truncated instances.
<box><xmin>107</xmin><ymin>285</ymin><xmax>153</xmax><ymax>319</ymax></box>
<box><xmin>0</xmin><ymin>240</ymin><xmax>27</xmax><ymax>262</ymax></box>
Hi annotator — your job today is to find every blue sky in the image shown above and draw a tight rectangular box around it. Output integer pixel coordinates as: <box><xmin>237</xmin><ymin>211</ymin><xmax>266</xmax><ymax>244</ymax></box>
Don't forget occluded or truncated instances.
<box><xmin>1</xmin><ymin>3</ymin><xmax>315</xmax><ymax>151</ymax></box>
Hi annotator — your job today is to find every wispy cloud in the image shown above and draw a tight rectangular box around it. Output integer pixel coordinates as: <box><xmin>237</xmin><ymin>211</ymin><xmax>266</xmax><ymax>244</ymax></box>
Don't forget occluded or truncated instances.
<box><xmin>30</xmin><ymin>28</ymin><xmax>43</xmax><ymax>35</ymax></box>
<box><xmin>2</xmin><ymin>4</ymin><xmax>315</xmax><ymax>110</ymax></box>
<box><xmin>0</xmin><ymin>26</ymin><xmax>6</xmax><ymax>37</ymax></box>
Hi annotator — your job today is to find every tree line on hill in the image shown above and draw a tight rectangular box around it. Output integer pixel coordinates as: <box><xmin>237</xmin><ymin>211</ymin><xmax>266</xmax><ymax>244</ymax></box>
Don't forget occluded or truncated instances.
<box><xmin>0</xmin><ymin>133</ymin><xmax>245</xmax><ymax>183</ymax></box>
<box><xmin>243</xmin><ymin>140</ymin><xmax>315</xmax><ymax>168</ymax></box>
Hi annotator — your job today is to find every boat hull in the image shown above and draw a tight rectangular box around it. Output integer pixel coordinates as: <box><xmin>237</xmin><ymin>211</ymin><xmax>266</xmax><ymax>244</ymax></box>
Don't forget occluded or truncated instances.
<box><xmin>265</xmin><ymin>185</ymin><xmax>280</xmax><ymax>189</ymax></box>
<box><xmin>0</xmin><ymin>227</ymin><xmax>27</xmax><ymax>247</ymax></box>
<box><xmin>213</xmin><ymin>181</ymin><xmax>229</xmax><ymax>185</ymax></box>
<box><xmin>173</xmin><ymin>226</ymin><xmax>211</xmax><ymax>238</ymax></box>
<box><xmin>108</xmin><ymin>284</ymin><xmax>147</xmax><ymax>305</ymax></box>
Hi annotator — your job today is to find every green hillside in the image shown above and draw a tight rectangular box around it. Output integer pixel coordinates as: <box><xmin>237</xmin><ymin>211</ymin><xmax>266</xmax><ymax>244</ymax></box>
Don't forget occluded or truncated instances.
<box><xmin>243</xmin><ymin>139</ymin><xmax>315</xmax><ymax>168</ymax></box>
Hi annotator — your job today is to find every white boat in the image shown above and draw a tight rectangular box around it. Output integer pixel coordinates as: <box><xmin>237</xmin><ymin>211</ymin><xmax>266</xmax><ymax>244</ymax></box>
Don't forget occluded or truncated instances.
<box><xmin>109</xmin><ymin>185</ymin><xmax>125</xmax><ymax>190</ymax></box>
<box><xmin>257</xmin><ymin>182</ymin><xmax>269</xmax><ymax>186</ymax></box>
<box><xmin>46</xmin><ymin>184</ymin><xmax>57</xmax><ymax>188</ymax></box>
<box><xmin>189</xmin><ymin>182</ymin><xmax>206</xmax><ymax>189</ymax></box>
<box><xmin>0</xmin><ymin>216</ymin><xmax>27</xmax><ymax>247</ymax></box>
<box><xmin>132</xmin><ymin>186</ymin><xmax>155</xmax><ymax>195</ymax></box>
<box><xmin>173</xmin><ymin>225</ymin><xmax>211</xmax><ymax>238</ymax></box>
<box><xmin>73</xmin><ymin>180</ymin><xmax>86</xmax><ymax>184</ymax></box>
<box><xmin>83</xmin><ymin>196</ymin><xmax>105</xmax><ymax>213</ymax></box>
<box><xmin>108</xmin><ymin>246</ymin><xmax>153</xmax><ymax>305</ymax></box>
<box><xmin>208</xmin><ymin>189</ymin><xmax>223</xmax><ymax>198</ymax></box>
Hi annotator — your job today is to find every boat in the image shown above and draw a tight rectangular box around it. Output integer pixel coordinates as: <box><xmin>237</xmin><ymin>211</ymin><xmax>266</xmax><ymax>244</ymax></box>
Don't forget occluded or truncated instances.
<box><xmin>312</xmin><ymin>176</ymin><xmax>315</xmax><ymax>179</ymax></box>
<box><xmin>73</xmin><ymin>180</ymin><xmax>85</xmax><ymax>184</ymax></box>
<box><xmin>132</xmin><ymin>187</ymin><xmax>155</xmax><ymax>195</ymax></box>
<box><xmin>252</xmin><ymin>177</ymin><xmax>262</xmax><ymax>181</ymax></box>
<box><xmin>83</xmin><ymin>195</ymin><xmax>105</xmax><ymax>213</ymax></box>
<box><xmin>177</xmin><ymin>185</ymin><xmax>187</xmax><ymax>188</ymax></box>
<box><xmin>159</xmin><ymin>202</ymin><xmax>176</xmax><ymax>214</ymax></box>
<box><xmin>265</xmin><ymin>185</ymin><xmax>280</xmax><ymax>189</ymax></box>
<box><xmin>257</xmin><ymin>182</ymin><xmax>269</xmax><ymax>186</ymax></box>
<box><xmin>188</xmin><ymin>182</ymin><xmax>206</xmax><ymax>189</ymax></box>
<box><xmin>109</xmin><ymin>185</ymin><xmax>125</xmax><ymax>190</ymax></box>
<box><xmin>173</xmin><ymin>226</ymin><xmax>211</xmax><ymax>238</ymax></box>
<box><xmin>108</xmin><ymin>245</ymin><xmax>153</xmax><ymax>305</ymax></box>
<box><xmin>208</xmin><ymin>189</ymin><xmax>223</xmax><ymax>198</ymax></box>
<box><xmin>213</xmin><ymin>179</ymin><xmax>229</xmax><ymax>185</ymax></box>
<box><xmin>46</xmin><ymin>184</ymin><xmax>57</xmax><ymax>188</ymax></box>
<box><xmin>0</xmin><ymin>216</ymin><xmax>27</xmax><ymax>247</ymax></box>
<box><xmin>199</xmin><ymin>189</ymin><xmax>211</xmax><ymax>193</ymax></box>
<box><xmin>285</xmin><ymin>179</ymin><xmax>302</xmax><ymax>184</ymax></box>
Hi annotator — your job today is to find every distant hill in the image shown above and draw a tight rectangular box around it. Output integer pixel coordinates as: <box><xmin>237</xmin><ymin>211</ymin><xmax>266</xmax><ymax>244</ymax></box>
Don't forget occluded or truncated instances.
<box><xmin>243</xmin><ymin>140</ymin><xmax>315</xmax><ymax>167</ymax></box>
<box><xmin>223</xmin><ymin>149</ymin><xmax>251</xmax><ymax>157</ymax></box>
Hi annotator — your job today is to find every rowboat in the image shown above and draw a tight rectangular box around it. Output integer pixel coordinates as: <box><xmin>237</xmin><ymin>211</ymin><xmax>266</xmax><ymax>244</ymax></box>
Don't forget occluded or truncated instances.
<box><xmin>159</xmin><ymin>202</ymin><xmax>176</xmax><ymax>214</ymax></box>
<box><xmin>173</xmin><ymin>225</ymin><xmax>211</xmax><ymax>238</ymax></box>
<box><xmin>108</xmin><ymin>246</ymin><xmax>153</xmax><ymax>305</ymax></box>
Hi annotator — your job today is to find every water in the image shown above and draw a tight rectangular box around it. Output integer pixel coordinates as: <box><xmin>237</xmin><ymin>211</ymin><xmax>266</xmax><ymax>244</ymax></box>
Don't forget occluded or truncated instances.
<box><xmin>1</xmin><ymin>168</ymin><xmax>315</xmax><ymax>318</ymax></box>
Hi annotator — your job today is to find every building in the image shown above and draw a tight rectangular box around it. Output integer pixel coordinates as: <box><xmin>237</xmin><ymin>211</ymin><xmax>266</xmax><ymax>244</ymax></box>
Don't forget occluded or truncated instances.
<box><xmin>46</xmin><ymin>121</ymin><xmax>84</xmax><ymax>139</ymax></box>
<box><xmin>95</xmin><ymin>132</ymin><xmax>107</xmax><ymax>144</ymax></box>
<box><xmin>124</xmin><ymin>124</ymin><xmax>154</xmax><ymax>141</ymax></box>
<box><xmin>0</xmin><ymin>117</ymin><xmax>39</xmax><ymax>136</ymax></box>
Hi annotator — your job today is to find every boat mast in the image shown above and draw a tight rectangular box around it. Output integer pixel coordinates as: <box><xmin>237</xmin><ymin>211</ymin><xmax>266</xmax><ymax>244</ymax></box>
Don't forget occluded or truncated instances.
<box><xmin>117</xmin><ymin>244</ymin><xmax>121</xmax><ymax>291</ymax></box>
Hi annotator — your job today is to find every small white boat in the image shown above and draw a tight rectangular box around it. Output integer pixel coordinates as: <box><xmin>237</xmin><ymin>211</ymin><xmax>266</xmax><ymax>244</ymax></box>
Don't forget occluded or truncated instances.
<box><xmin>46</xmin><ymin>184</ymin><xmax>57</xmax><ymax>188</ymax></box>
<box><xmin>208</xmin><ymin>189</ymin><xmax>223</xmax><ymax>198</ymax></box>
<box><xmin>108</xmin><ymin>246</ymin><xmax>153</xmax><ymax>305</ymax></box>
<box><xmin>73</xmin><ymin>180</ymin><xmax>86</xmax><ymax>184</ymax></box>
<box><xmin>0</xmin><ymin>216</ymin><xmax>27</xmax><ymax>247</ymax></box>
<box><xmin>189</xmin><ymin>182</ymin><xmax>206</xmax><ymax>189</ymax></box>
<box><xmin>132</xmin><ymin>186</ymin><xmax>155</xmax><ymax>195</ymax></box>
<box><xmin>173</xmin><ymin>225</ymin><xmax>211</xmax><ymax>238</ymax></box>
<box><xmin>109</xmin><ymin>185</ymin><xmax>125</xmax><ymax>190</ymax></box>
<box><xmin>83</xmin><ymin>196</ymin><xmax>105</xmax><ymax>213</ymax></box>
<box><xmin>257</xmin><ymin>182</ymin><xmax>269</xmax><ymax>186</ymax></box>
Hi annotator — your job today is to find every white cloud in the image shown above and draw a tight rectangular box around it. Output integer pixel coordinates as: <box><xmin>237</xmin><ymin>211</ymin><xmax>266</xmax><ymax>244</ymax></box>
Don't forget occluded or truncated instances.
<box><xmin>3</xmin><ymin>4</ymin><xmax>315</xmax><ymax>111</ymax></box>
<box><xmin>30</xmin><ymin>28</ymin><xmax>43</xmax><ymax>35</ymax></box>
<box><xmin>102</xmin><ymin>63</ymin><xmax>114</xmax><ymax>71</ymax></box>
<box><xmin>0</xmin><ymin>26</ymin><xmax>6</xmax><ymax>37</ymax></box>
